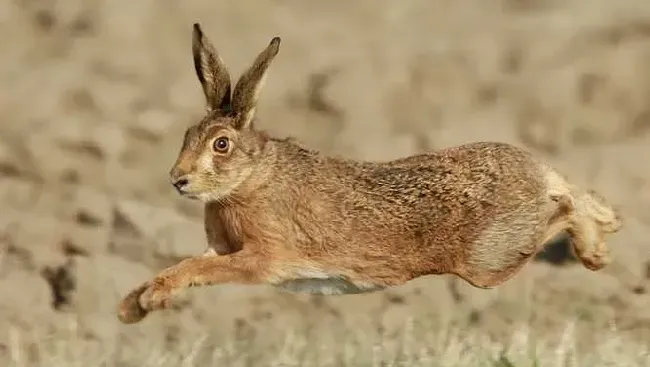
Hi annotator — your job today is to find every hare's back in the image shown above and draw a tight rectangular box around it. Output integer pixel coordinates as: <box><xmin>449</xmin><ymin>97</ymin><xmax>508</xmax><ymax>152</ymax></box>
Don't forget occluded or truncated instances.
<box><xmin>384</xmin><ymin>141</ymin><xmax>548</xmax><ymax>206</ymax></box>
<box><xmin>347</xmin><ymin>141</ymin><xmax>550</xmax><ymax>232</ymax></box>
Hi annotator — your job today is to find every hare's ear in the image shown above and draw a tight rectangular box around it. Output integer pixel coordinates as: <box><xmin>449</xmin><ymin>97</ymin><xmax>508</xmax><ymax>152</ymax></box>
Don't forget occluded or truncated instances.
<box><xmin>230</xmin><ymin>37</ymin><xmax>281</xmax><ymax>129</ymax></box>
<box><xmin>192</xmin><ymin>23</ymin><xmax>232</xmax><ymax>112</ymax></box>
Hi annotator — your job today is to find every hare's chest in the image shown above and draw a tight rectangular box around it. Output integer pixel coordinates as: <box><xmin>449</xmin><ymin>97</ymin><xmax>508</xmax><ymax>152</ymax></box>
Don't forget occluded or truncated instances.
<box><xmin>272</xmin><ymin>268</ymin><xmax>385</xmax><ymax>295</ymax></box>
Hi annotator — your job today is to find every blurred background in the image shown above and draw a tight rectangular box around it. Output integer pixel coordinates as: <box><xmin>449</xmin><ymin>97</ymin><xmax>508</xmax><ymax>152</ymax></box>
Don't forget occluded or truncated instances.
<box><xmin>1</xmin><ymin>0</ymin><xmax>650</xmax><ymax>365</ymax></box>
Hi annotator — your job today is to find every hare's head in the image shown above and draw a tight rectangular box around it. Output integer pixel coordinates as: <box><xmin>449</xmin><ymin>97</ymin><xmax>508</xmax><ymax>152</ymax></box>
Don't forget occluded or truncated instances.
<box><xmin>169</xmin><ymin>23</ymin><xmax>280</xmax><ymax>202</ymax></box>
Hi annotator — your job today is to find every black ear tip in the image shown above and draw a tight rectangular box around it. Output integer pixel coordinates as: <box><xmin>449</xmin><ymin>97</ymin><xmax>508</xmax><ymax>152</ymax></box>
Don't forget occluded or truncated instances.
<box><xmin>269</xmin><ymin>36</ymin><xmax>281</xmax><ymax>55</ymax></box>
<box><xmin>193</xmin><ymin>23</ymin><xmax>203</xmax><ymax>34</ymax></box>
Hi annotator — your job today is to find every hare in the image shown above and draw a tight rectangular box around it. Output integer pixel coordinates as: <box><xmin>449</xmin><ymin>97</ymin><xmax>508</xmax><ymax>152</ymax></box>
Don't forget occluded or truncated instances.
<box><xmin>117</xmin><ymin>23</ymin><xmax>622</xmax><ymax>324</ymax></box>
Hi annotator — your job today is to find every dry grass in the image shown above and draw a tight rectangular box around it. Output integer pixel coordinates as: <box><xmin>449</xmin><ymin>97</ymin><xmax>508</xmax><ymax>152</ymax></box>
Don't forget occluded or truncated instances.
<box><xmin>4</xmin><ymin>317</ymin><xmax>648</xmax><ymax>367</ymax></box>
<box><xmin>2</xmin><ymin>0</ymin><xmax>650</xmax><ymax>366</ymax></box>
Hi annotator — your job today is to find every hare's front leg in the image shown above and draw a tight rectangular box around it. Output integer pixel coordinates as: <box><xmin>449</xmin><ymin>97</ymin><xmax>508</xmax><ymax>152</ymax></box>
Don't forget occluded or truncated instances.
<box><xmin>118</xmin><ymin>251</ymin><xmax>265</xmax><ymax>324</ymax></box>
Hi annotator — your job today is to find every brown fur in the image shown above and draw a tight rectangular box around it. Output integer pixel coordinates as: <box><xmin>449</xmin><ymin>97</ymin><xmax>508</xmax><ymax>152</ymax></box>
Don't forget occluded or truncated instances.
<box><xmin>117</xmin><ymin>23</ymin><xmax>623</xmax><ymax>324</ymax></box>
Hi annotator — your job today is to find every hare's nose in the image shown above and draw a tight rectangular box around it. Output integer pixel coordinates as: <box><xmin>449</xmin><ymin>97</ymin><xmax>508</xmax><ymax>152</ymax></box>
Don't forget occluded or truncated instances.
<box><xmin>171</xmin><ymin>177</ymin><xmax>189</xmax><ymax>193</ymax></box>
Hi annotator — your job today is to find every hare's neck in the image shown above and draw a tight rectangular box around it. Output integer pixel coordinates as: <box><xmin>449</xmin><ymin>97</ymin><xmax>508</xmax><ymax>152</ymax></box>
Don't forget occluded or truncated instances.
<box><xmin>226</xmin><ymin>140</ymin><xmax>281</xmax><ymax>201</ymax></box>
<box><xmin>230</xmin><ymin>138</ymin><xmax>357</xmax><ymax>202</ymax></box>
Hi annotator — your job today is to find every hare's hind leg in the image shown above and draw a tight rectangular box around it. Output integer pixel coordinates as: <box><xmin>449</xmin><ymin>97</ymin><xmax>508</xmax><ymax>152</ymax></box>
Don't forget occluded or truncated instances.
<box><xmin>562</xmin><ymin>190</ymin><xmax>622</xmax><ymax>271</ymax></box>
<box><xmin>543</xmin><ymin>167</ymin><xmax>621</xmax><ymax>271</ymax></box>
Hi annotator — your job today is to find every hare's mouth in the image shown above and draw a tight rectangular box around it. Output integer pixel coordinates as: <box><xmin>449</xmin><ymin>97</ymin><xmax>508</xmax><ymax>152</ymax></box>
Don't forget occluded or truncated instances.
<box><xmin>178</xmin><ymin>188</ymin><xmax>206</xmax><ymax>200</ymax></box>
<box><xmin>173</xmin><ymin>185</ymin><xmax>199</xmax><ymax>199</ymax></box>
<box><xmin>170</xmin><ymin>177</ymin><xmax>209</xmax><ymax>200</ymax></box>
<box><xmin>183</xmin><ymin>191</ymin><xmax>220</xmax><ymax>203</ymax></box>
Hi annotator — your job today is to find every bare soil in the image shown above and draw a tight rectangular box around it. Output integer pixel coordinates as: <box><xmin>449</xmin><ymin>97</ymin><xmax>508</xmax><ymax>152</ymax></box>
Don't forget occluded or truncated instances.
<box><xmin>1</xmin><ymin>0</ymin><xmax>650</xmax><ymax>365</ymax></box>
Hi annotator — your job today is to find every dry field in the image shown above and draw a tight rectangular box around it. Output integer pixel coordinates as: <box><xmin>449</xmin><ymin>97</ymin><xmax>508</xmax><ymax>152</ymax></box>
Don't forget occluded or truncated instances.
<box><xmin>1</xmin><ymin>0</ymin><xmax>650</xmax><ymax>365</ymax></box>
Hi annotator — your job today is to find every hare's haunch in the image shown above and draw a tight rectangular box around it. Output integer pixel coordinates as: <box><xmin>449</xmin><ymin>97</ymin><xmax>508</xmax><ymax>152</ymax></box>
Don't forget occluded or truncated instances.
<box><xmin>117</xmin><ymin>23</ymin><xmax>622</xmax><ymax>324</ymax></box>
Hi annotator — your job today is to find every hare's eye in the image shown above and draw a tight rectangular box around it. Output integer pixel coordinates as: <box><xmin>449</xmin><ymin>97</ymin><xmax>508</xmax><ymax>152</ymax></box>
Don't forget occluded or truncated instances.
<box><xmin>213</xmin><ymin>137</ymin><xmax>230</xmax><ymax>153</ymax></box>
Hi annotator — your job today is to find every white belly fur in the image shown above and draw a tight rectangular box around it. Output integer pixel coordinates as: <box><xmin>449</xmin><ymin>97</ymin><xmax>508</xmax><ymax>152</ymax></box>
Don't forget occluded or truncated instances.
<box><xmin>275</xmin><ymin>277</ymin><xmax>385</xmax><ymax>295</ymax></box>
<box><xmin>271</xmin><ymin>267</ymin><xmax>385</xmax><ymax>295</ymax></box>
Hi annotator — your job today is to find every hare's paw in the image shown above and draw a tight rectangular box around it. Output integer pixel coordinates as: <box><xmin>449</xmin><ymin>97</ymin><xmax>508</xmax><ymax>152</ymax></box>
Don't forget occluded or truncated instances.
<box><xmin>117</xmin><ymin>278</ymin><xmax>176</xmax><ymax>324</ymax></box>
<box><xmin>117</xmin><ymin>282</ymin><xmax>150</xmax><ymax>324</ymax></box>
<box><xmin>580</xmin><ymin>244</ymin><xmax>611</xmax><ymax>271</ymax></box>
<box><xmin>138</xmin><ymin>278</ymin><xmax>174</xmax><ymax>312</ymax></box>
